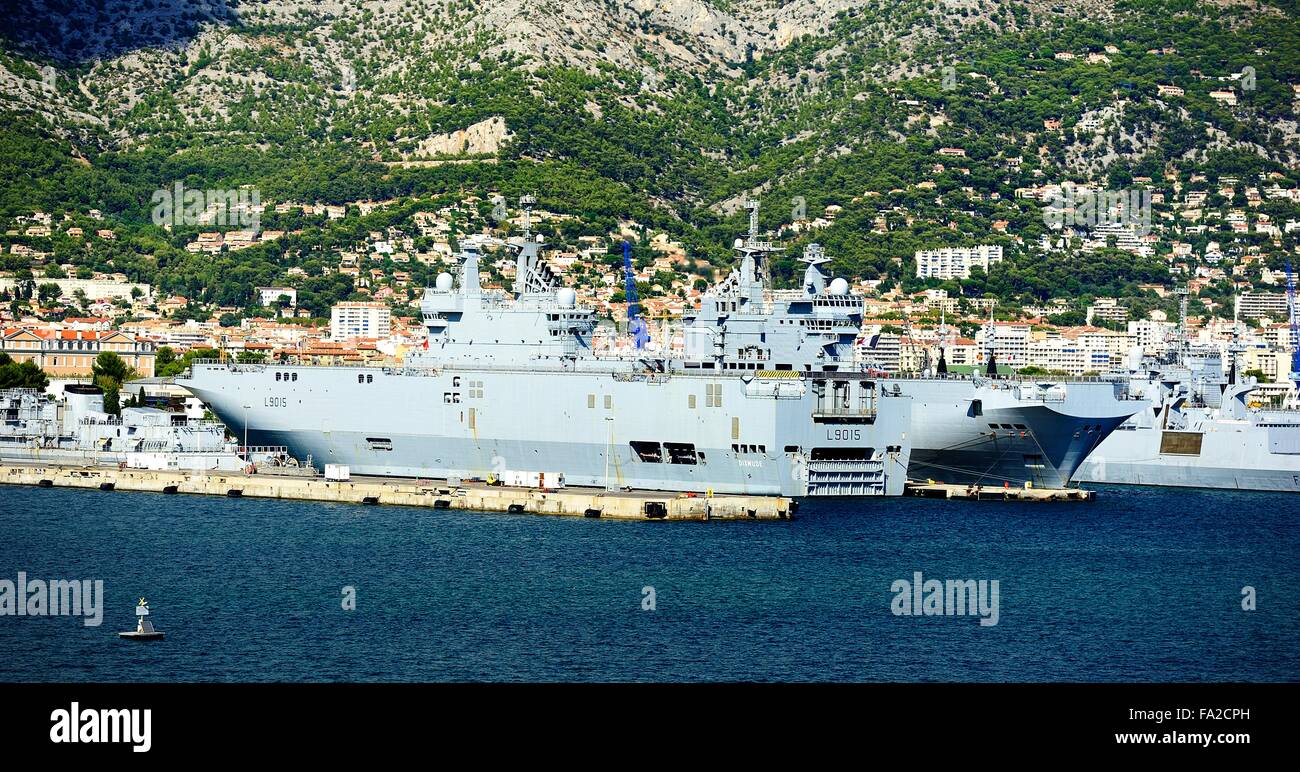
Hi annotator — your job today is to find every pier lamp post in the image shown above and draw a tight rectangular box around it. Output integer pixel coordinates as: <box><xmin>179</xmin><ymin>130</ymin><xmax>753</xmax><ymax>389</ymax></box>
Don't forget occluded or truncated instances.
<box><xmin>241</xmin><ymin>404</ymin><xmax>251</xmax><ymax>459</ymax></box>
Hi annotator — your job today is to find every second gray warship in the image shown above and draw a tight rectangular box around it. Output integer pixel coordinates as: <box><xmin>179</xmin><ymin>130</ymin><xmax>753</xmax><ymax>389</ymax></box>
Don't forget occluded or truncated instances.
<box><xmin>1075</xmin><ymin>301</ymin><xmax>1300</xmax><ymax>491</ymax></box>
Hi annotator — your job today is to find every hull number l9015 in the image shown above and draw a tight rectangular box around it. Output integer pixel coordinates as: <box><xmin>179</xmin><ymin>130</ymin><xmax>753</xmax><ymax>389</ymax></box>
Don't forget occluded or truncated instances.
<box><xmin>827</xmin><ymin>428</ymin><xmax>861</xmax><ymax>441</ymax></box>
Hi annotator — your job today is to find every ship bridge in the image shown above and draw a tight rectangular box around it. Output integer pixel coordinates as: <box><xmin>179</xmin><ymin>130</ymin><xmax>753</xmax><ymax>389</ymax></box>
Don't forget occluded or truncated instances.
<box><xmin>683</xmin><ymin>227</ymin><xmax>864</xmax><ymax>373</ymax></box>
<box><xmin>412</xmin><ymin>200</ymin><xmax>597</xmax><ymax>366</ymax></box>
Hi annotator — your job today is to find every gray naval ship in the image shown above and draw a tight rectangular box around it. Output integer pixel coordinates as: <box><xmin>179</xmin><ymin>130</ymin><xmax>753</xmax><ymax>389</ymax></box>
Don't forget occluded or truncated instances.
<box><xmin>182</xmin><ymin>198</ymin><xmax>1137</xmax><ymax>494</ymax></box>
<box><xmin>181</xmin><ymin>201</ymin><xmax>914</xmax><ymax>496</ymax></box>
<box><xmin>0</xmin><ymin>384</ymin><xmax>285</xmax><ymax>471</ymax></box>
<box><xmin>1075</xmin><ymin>335</ymin><xmax>1300</xmax><ymax>492</ymax></box>
<box><xmin>682</xmin><ymin>209</ymin><xmax>1138</xmax><ymax>489</ymax></box>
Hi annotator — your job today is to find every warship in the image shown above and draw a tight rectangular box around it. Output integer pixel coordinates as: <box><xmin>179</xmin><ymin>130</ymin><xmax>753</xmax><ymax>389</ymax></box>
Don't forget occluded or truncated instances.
<box><xmin>181</xmin><ymin>200</ymin><xmax>914</xmax><ymax>496</ymax></box>
<box><xmin>677</xmin><ymin>205</ymin><xmax>1139</xmax><ymax>489</ymax></box>
<box><xmin>182</xmin><ymin>198</ymin><xmax>1137</xmax><ymax>495</ymax></box>
<box><xmin>1074</xmin><ymin>299</ymin><xmax>1300</xmax><ymax>490</ymax></box>
<box><xmin>0</xmin><ymin>384</ymin><xmax>295</xmax><ymax>471</ymax></box>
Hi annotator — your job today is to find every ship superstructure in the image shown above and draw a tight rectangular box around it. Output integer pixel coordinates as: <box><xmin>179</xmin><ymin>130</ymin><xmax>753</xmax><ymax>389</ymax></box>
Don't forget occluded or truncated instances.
<box><xmin>0</xmin><ymin>384</ymin><xmax>281</xmax><ymax>471</ymax></box>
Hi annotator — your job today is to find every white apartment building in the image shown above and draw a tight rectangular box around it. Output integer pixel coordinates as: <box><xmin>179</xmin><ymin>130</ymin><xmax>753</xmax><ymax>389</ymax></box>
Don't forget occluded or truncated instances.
<box><xmin>976</xmin><ymin>322</ymin><xmax>1031</xmax><ymax>367</ymax></box>
<box><xmin>914</xmin><ymin>245</ymin><xmax>1005</xmax><ymax>279</ymax></box>
<box><xmin>0</xmin><ymin>277</ymin><xmax>151</xmax><ymax>301</ymax></box>
<box><xmin>1023</xmin><ymin>340</ymin><xmax>1109</xmax><ymax>376</ymax></box>
<box><xmin>1239</xmin><ymin>292</ymin><xmax>1290</xmax><ymax>321</ymax></box>
<box><xmin>257</xmin><ymin>286</ymin><xmax>297</xmax><ymax>307</ymax></box>
<box><xmin>1087</xmin><ymin>298</ymin><xmax>1129</xmax><ymax>325</ymax></box>
<box><xmin>1128</xmin><ymin>319</ymin><xmax>1176</xmax><ymax>354</ymax></box>
<box><xmin>855</xmin><ymin>329</ymin><xmax>901</xmax><ymax>372</ymax></box>
<box><xmin>331</xmin><ymin>302</ymin><xmax>392</xmax><ymax>340</ymax></box>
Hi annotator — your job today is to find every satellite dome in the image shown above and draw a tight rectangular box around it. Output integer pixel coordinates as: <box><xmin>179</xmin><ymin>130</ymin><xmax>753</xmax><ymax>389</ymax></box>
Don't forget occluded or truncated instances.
<box><xmin>734</xmin><ymin>238</ymin><xmax>744</xmax><ymax>249</ymax></box>
<box><xmin>829</xmin><ymin>277</ymin><xmax>850</xmax><ymax>295</ymax></box>
<box><xmin>556</xmin><ymin>288</ymin><xmax>577</xmax><ymax>308</ymax></box>
<box><xmin>435</xmin><ymin>272</ymin><xmax>454</xmax><ymax>291</ymax></box>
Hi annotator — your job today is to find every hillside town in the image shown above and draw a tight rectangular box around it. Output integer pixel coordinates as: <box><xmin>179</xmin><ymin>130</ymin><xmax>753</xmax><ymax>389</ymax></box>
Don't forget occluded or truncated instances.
<box><xmin>2</xmin><ymin>169</ymin><xmax>1299</xmax><ymax>398</ymax></box>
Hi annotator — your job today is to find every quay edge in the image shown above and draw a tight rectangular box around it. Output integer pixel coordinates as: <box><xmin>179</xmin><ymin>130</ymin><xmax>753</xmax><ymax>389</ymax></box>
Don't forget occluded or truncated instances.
<box><xmin>0</xmin><ymin>463</ymin><xmax>795</xmax><ymax>521</ymax></box>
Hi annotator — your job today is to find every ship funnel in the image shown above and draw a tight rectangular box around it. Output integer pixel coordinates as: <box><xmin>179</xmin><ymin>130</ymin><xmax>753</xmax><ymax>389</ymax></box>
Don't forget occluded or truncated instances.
<box><xmin>63</xmin><ymin>384</ymin><xmax>105</xmax><ymax>426</ymax></box>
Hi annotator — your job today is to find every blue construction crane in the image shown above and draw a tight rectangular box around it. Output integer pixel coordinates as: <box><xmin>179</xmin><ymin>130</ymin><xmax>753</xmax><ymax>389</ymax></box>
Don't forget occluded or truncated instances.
<box><xmin>623</xmin><ymin>241</ymin><xmax>650</xmax><ymax>349</ymax></box>
<box><xmin>1287</xmin><ymin>257</ymin><xmax>1300</xmax><ymax>389</ymax></box>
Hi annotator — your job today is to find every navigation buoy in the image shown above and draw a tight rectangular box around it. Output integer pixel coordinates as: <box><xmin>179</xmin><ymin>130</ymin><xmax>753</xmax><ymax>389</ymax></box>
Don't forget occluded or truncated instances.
<box><xmin>118</xmin><ymin>598</ymin><xmax>165</xmax><ymax>641</ymax></box>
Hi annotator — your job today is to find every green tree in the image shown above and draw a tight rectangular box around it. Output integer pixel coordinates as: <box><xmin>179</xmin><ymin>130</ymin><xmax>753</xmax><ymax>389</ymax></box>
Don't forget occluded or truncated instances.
<box><xmin>91</xmin><ymin>351</ymin><xmax>137</xmax><ymax>416</ymax></box>
<box><xmin>92</xmin><ymin>351</ymin><xmax>135</xmax><ymax>385</ymax></box>
<box><xmin>0</xmin><ymin>353</ymin><xmax>50</xmax><ymax>390</ymax></box>
<box><xmin>102</xmin><ymin>384</ymin><xmax>121</xmax><ymax>416</ymax></box>
<box><xmin>36</xmin><ymin>283</ymin><xmax>61</xmax><ymax>306</ymax></box>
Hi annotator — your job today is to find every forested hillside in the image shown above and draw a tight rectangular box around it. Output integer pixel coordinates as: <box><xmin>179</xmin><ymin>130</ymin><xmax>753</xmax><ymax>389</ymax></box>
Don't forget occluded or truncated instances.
<box><xmin>1</xmin><ymin>0</ymin><xmax>1298</xmax><ymax>315</ymax></box>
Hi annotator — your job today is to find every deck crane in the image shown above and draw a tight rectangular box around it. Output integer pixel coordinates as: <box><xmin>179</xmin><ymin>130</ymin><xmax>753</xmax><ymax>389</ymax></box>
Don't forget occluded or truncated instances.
<box><xmin>622</xmin><ymin>241</ymin><xmax>650</xmax><ymax>349</ymax></box>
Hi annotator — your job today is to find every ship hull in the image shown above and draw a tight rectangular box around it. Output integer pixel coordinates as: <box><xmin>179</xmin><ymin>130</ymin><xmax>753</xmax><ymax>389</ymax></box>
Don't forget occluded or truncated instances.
<box><xmin>893</xmin><ymin>378</ymin><xmax>1137</xmax><ymax>487</ymax></box>
<box><xmin>1075</xmin><ymin>426</ymin><xmax>1300</xmax><ymax>492</ymax></box>
<box><xmin>182</xmin><ymin>363</ymin><xmax>913</xmax><ymax>496</ymax></box>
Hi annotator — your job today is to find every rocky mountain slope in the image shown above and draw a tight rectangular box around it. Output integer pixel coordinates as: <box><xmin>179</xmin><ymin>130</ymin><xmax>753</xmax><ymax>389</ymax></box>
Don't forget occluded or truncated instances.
<box><xmin>0</xmin><ymin>1</ymin><xmax>1296</xmax><ymax>267</ymax></box>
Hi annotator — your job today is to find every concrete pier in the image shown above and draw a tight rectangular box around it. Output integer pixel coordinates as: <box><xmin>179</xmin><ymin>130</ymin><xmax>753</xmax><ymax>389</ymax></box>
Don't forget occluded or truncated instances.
<box><xmin>0</xmin><ymin>463</ymin><xmax>795</xmax><ymax>521</ymax></box>
<box><xmin>905</xmin><ymin>481</ymin><xmax>1095</xmax><ymax>502</ymax></box>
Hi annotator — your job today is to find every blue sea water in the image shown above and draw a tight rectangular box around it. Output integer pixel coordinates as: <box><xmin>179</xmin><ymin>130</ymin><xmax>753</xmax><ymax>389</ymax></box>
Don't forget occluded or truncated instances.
<box><xmin>0</xmin><ymin>484</ymin><xmax>1296</xmax><ymax>682</ymax></box>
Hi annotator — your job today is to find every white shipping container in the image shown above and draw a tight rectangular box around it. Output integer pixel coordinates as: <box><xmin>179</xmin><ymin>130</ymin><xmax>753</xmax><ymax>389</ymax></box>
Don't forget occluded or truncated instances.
<box><xmin>501</xmin><ymin>470</ymin><xmax>565</xmax><ymax>489</ymax></box>
<box><xmin>325</xmin><ymin>464</ymin><xmax>351</xmax><ymax>481</ymax></box>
